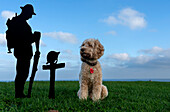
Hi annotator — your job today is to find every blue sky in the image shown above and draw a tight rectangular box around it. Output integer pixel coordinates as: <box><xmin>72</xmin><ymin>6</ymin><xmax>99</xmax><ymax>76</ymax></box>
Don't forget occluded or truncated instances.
<box><xmin>0</xmin><ymin>0</ymin><xmax>170</xmax><ymax>81</ymax></box>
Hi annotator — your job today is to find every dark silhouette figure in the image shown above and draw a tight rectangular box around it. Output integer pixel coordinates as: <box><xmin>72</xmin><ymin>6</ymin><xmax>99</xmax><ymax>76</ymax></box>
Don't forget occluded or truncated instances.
<box><xmin>43</xmin><ymin>51</ymin><xmax>65</xmax><ymax>99</ymax></box>
<box><xmin>46</xmin><ymin>51</ymin><xmax>60</xmax><ymax>64</ymax></box>
<box><xmin>6</xmin><ymin>4</ymin><xmax>41</xmax><ymax>98</ymax></box>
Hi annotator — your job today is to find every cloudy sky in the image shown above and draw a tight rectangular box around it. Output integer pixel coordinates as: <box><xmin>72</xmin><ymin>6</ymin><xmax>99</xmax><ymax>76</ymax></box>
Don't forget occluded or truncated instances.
<box><xmin>0</xmin><ymin>0</ymin><xmax>170</xmax><ymax>81</ymax></box>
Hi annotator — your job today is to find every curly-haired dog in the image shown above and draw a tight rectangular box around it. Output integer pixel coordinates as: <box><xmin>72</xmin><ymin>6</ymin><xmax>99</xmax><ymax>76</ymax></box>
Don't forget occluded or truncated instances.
<box><xmin>77</xmin><ymin>38</ymin><xmax>108</xmax><ymax>101</ymax></box>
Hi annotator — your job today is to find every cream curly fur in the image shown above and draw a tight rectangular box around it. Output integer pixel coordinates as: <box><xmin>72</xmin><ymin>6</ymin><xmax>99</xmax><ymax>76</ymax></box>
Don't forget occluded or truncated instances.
<box><xmin>77</xmin><ymin>38</ymin><xmax>108</xmax><ymax>101</ymax></box>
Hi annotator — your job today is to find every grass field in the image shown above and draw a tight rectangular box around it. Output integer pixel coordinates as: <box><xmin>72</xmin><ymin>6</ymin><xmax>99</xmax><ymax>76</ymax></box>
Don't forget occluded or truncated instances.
<box><xmin>0</xmin><ymin>81</ymin><xmax>170</xmax><ymax>112</ymax></box>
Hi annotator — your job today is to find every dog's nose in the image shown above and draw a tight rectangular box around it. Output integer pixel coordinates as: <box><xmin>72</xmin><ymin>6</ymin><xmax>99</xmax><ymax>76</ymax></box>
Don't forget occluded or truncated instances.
<box><xmin>81</xmin><ymin>48</ymin><xmax>85</xmax><ymax>52</ymax></box>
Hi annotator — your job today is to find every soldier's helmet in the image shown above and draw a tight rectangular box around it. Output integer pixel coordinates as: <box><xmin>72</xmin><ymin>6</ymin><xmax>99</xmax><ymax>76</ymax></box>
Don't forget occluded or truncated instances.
<box><xmin>20</xmin><ymin>4</ymin><xmax>36</xmax><ymax>15</ymax></box>
<box><xmin>46</xmin><ymin>51</ymin><xmax>60</xmax><ymax>64</ymax></box>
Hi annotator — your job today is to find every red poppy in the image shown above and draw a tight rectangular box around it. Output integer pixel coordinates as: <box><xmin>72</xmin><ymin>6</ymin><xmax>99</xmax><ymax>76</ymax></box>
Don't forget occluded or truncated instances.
<box><xmin>90</xmin><ymin>68</ymin><xmax>94</xmax><ymax>74</ymax></box>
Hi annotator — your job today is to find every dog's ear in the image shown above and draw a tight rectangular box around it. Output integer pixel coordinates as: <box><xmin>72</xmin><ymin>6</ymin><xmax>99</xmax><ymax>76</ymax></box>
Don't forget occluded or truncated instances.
<box><xmin>96</xmin><ymin>40</ymin><xmax>104</xmax><ymax>59</ymax></box>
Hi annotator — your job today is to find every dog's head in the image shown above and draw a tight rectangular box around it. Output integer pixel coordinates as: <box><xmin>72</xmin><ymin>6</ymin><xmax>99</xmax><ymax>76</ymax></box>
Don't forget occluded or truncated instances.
<box><xmin>80</xmin><ymin>38</ymin><xmax>104</xmax><ymax>61</ymax></box>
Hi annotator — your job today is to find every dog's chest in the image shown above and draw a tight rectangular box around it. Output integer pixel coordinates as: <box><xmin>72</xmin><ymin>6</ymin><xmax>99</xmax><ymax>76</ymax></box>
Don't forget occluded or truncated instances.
<box><xmin>81</xmin><ymin>62</ymin><xmax>101</xmax><ymax>81</ymax></box>
<box><xmin>87</xmin><ymin>68</ymin><xmax>97</xmax><ymax>80</ymax></box>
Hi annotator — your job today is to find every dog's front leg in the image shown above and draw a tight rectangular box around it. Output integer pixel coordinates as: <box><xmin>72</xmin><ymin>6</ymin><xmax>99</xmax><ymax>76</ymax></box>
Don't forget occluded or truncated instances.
<box><xmin>79</xmin><ymin>81</ymin><xmax>88</xmax><ymax>100</ymax></box>
<box><xmin>92</xmin><ymin>81</ymin><xmax>102</xmax><ymax>101</ymax></box>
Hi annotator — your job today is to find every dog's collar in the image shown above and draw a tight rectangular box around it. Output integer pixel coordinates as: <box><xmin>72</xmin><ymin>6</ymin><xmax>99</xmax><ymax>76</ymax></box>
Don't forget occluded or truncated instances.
<box><xmin>82</xmin><ymin>58</ymin><xmax>98</xmax><ymax>66</ymax></box>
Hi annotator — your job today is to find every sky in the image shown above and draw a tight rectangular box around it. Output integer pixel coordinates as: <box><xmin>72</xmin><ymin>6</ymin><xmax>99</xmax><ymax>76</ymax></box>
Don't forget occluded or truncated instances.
<box><xmin>0</xmin><ymin>0</ymin><xmax>170</xmax><ymax>81</ymax></box>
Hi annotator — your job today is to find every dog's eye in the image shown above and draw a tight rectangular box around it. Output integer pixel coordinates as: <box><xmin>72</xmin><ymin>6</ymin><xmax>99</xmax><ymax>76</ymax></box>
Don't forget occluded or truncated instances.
<box><xmin>89</xmin><ymin>44</ymin><xmax>93</xmax><ymax>47</ymax></box>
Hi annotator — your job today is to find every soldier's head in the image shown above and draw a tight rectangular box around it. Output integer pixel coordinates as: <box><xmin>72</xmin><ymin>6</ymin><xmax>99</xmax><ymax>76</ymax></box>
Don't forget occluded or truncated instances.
<box><xmin>20</xmin><ymin>4</ymin><xmax>36</xmax><ymax>20</ymax></box>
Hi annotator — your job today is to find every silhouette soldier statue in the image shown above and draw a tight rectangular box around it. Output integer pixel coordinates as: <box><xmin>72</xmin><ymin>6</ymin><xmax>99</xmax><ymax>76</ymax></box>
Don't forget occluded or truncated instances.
<box><xmin>6</xmin><ymin>4</ymin><xmax>41</xmax><ymax>98</ymax></box>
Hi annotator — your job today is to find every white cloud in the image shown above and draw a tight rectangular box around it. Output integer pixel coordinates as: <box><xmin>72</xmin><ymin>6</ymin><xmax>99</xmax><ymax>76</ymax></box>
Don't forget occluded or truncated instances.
<box><xmin>103</xmin><ymin>16</ymin><xmax>120</xmax><ymax>25</ymax></box>
<box><xmin>139</xmin><ymin>46</ymin><xmax>170</xmax><ymax>58</ymax></box>
<box><xmin>107</xmin><ymin>52</ymin><xmax>155</xmax><ymax>65</ymax></box>
<box><xmin>108</xmin><ymin>53</ymin><xmax>130</xmax><ymax>61</ymax></box>
<box><xmin>40</xmin><ymin>40</ymin><xmax>46</xmax><ymax>47</ymax></box>
<box><xmin>0</xmin><ymin>33</ymin><xmax>6</xmax><ymax>46</ymax></box>
<box><xmin>1</xmin><ymin>10</ymin><xmax>15</xmax><ymax>19</ymax></box>
<box><xmin>62</xmin><ymin>49</ymin><xmax>72</xmax><ymax>54</ymax></box>
<box><xmin>107</xmin><ymin>30</ymin><xmax>117</xmax><ymax>35</ymax></box>
<box><xmin>139</xmin><ymin>46</ymin><xmax>163</xmax><ymax>54</ymax></box>
<box><xmin>43</xmin><ymin>31</ymin><xmax>78</xmax><ymax>44</ymax></box>
<box><xmin>103</xmin><ymin>8</ymin><xmax>147</xmax><ymax>30</ymax></box>
<box><xmin>149</xmin><ymin>29</ymin><xmax>157</xmax><ymax>32</ymax></box>
<box><xmin>105</xmin><ymin>46</ymin><xmax>170</xmax><ymax>69</ymax></box>
<box><xmin>134</xmin><ymin>55</ymin><xmax>154</xmax><ymax>64</ymax></box>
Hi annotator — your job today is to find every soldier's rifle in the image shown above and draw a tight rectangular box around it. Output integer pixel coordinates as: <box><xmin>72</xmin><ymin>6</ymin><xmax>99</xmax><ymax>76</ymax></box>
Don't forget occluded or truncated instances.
<box><xmin>27</xmin><ymin>31</ymin><xmax>41</xmax><ymax>98</ymax></box>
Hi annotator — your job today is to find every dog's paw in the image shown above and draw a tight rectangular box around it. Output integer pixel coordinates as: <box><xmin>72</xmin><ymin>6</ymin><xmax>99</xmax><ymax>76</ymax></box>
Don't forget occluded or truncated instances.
<box><xmin>92</xmin><ymin>96</ymin><xmax>100</xmax><ymax>102</ymax></box>
<box><xmin>79</xmin><ymin>95</ymin><xmax>88</xmax><ymax>100</ymax></box>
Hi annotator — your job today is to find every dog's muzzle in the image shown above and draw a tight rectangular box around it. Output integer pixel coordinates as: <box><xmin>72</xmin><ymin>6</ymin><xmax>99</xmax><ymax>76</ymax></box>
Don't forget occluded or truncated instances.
<box><xmin>80</xmin><ymin>49</ymin><xmax>91</xmax><ymax>59</ymax></box>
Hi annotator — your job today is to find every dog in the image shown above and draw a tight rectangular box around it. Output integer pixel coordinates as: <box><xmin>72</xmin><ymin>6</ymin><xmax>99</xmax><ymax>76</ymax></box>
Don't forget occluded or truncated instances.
<box><xmin>77</xmin><ymin>38</ymin><xmax>108</xmax><ymax>101</ymax></box>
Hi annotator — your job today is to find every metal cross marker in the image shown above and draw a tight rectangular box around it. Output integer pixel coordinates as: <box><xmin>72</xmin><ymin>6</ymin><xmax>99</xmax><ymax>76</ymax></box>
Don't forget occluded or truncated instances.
<box><xmin>42</xmin><ymin>51</ymin><xmax>65</xmax><ymax>99</ymax></box>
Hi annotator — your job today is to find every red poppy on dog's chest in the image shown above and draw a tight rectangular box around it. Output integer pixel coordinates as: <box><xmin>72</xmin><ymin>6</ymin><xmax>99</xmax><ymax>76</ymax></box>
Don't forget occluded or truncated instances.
<box><xmin>90</xmin><ymin>68</ymin><xmax>94</xmax><ymax>74</ymax></box>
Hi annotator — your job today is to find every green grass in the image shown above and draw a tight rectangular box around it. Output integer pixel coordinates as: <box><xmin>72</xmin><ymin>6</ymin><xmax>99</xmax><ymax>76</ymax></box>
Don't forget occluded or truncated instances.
<box><xmin>0</xmin><ymin>81</ymin><xmax>170</xmax><ymax>112</ymax></box>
